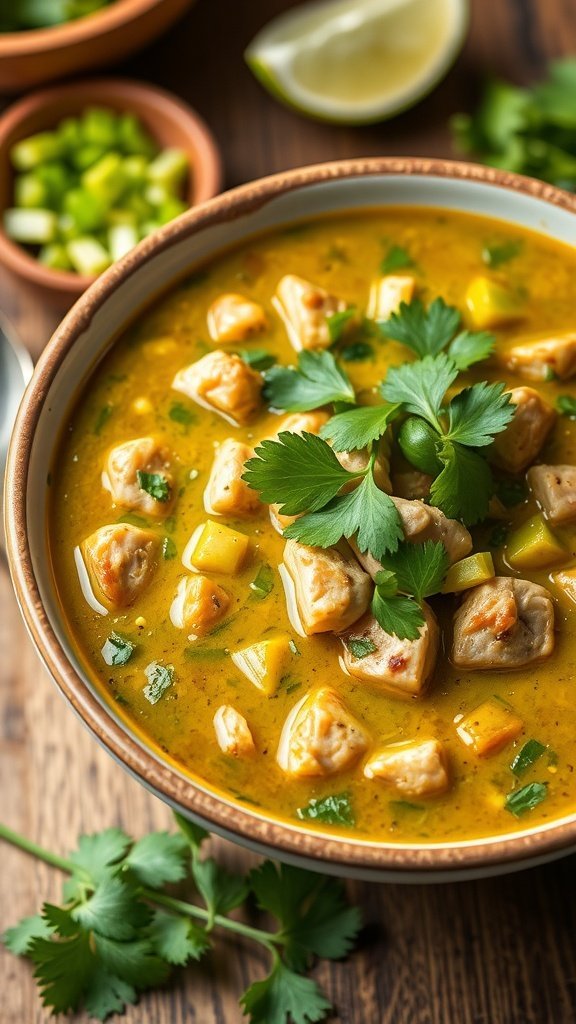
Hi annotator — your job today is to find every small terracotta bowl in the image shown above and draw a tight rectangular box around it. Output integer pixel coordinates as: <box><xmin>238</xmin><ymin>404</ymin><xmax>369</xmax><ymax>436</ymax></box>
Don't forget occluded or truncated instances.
<box><xmin>0</xmin><ymin>0</ymin><xmax>196</xmax><ymax>93</ymax></box>
<box><xmin>0</xmin><ymin>78</ymin><xmax>222</xmax><ymax>307</ymax></box>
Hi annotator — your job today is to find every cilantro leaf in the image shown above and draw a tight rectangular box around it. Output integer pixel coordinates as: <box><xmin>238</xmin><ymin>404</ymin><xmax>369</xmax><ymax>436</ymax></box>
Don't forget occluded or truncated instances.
<box><xmin>169</xmin><ymin>401</ymin><xmax>196</xmax><ymax>427</ymax></box>
<box><xmin>243</xmin><ymin>432</ymin><xmax>357</xmax><ymax>516</ymax></box>
<box><xmin>94</xmin><ymin>403</ymin><xmax>113</xmax><ymax>436</ymax></box>
<box><xmin>284</xmin><ymin>470</ymin><xmax>403</xmax><ymax>561</ymax></box>
<box><xmin>192</xmin><ymin>856</ymin><xmax>248</xmax><ymax>926</ymax></box>
<box><xmin>379</xmin><ymin>297</ymin><xmax>461</xmax><ymax>357</ymax></box>
<box><xmin>69</xmin><ymin>828</ymin><xmax>131</xmax><ymax>885</ymax></box>
<box><xmin>504</xmin><ymin>781</ymin><xmax>548</xmax><ymax>817</ymax></box>
<box><xmin>173</xmin><ymin>812</ymin><xmax>209</xmax><ymax>850</ymax></box>
<box><xmin>380</xmin><ymin>353</ymin><xmax>458</xmax><ymax>430</ymax></box>
<box><xmin>371</xmin><ymin>591</ymin><xmax>425</xmax><ymax>641</ymax></box>
<box><xmin>447</xmin><ymin>381</ymin><xmax>514</xmax><ymax>446</ymax></box>
<box><xmin>124</xmin><ymin>831</ymin><xmax>188</xmax><ymax>887</ymax></box>
<box><xmin>148</xmin><ymin>910</ymin><xmax>209</xmax><ymax>965</ymax></box>
<box><xmin>510</xmin><ymin>739</ymin><xmax>547</xmax><ymax>777</ymax></box>
<box><xmin>29</xmin><ymin>931</ymin><xmax>95</xmax><ymax>1015</ymax></box>
<box><xmin>238</xmin><ymin>347</ymin><xmax>277</xmax><ymax>370</ymax></box>
<box><xmin>382</xmin><ymin>541</ymin><xmax>449</xmax><ymax>601</ymax></box>
<box><xmin>136</xmin><ymin>470</ymin><xmax>170</xmax><ymax>502</ymax></box>
<box><xmin>143</xmin><ymin>661</ymin><xmax>174</xmax><ymax>705</ymax></box>
<box><xmin>556</xmin><ymin>394</ymin><xmax>576</xmax><ymax>417</ymax></box>
<box><xmin>297</xmin><ymin>792</ymin><xmax>355</xmax><ymax>827</ymax></box>
<box><xmin>240</xmin><ymin>959</ymin><xmax>332</xmax><ymax>1024</ymax></box>
<box><xmin>3</xmin><ymin>913</ymin><xmax>54</xmax><ymax>955</ymax></box>
<box><xmin>340</xmin><ymin>340</ymin><xmax>374</xmax><ymax>362</ymax></box>
<box><xmin>343</xmin><ymin>636</ymin><xmax>377</xmax><ymax>659</ymax></box>
<box><xmin>326</xmin><ymin>307</ymin><xmax>356</xmax><ymax>342</ymax></box>
<box><xmin>482</xmin><ymin>239</ymin><xmax>522</xmax><ymax>268</ymax></box>
<box><xmin>93</xmin><ymin>933</ymin><xmax>170</xmax><ymax>987</ymax></box>
<box><xmin>162</xmin><ymin>536</ymin><xmax>177</xmax><ymax>560</ymax></box>
<box><xmin>447</xmin><ymin>330</ymin><xmax>496</xmax><ymax>370</ymax></box>
<box><xmin>71</xmin><ymin>877</ymin><xmax>151</xmax><ymax>940</ymax></box>
<box><xmin>380</xmin><ymin>244</ymin><xmax>414</xmax><ymax>274</ymax></box>
<box><xmin>101</xmin><ymin>633</ymin><xmax>135</xmax><ymax>666</ymax></box>
<box><xmin>249</xmin><ymin>563</ymin><xmax>275</xmax><ymax>599</ymax></box>
<box><xmin>263</xmin><ymin>350</ymin><xmax>355</xmax><ymax>411</ymax></box>
<box><xmin>83</xmin><ymin>967</ymin><xmax>137</xmax><ymax>1021</ymax></box>
<box><xmin>430</xmin><ymin>440</ymin><xmax>493</xmax><ymax>525</ymax></box>
<box><xmin>320</xmin><ymin>402</ymin><xmax>400</xmax><ymax>451</ymax></box>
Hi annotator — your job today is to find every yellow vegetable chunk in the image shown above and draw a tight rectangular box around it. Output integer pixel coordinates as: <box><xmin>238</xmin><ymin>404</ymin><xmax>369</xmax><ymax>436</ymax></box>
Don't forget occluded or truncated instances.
<box><xmin>442</xmin><ymin>552</ymin><xmax>495</xmax><ymax>593</ymax></box>
<box><xmin>465</xmin><ymin>276</ymin><xmax>523</xmax><ymax>329</ymax></box>
<box><xmin>552</xmin><ymin>567</ymin><xmax>576</xmax><ymax>606</ymax></box>
<box><xmin>231</xmin><ymin>634</ymin><xmax>292</xmax><ymax>695</ymax></box>
<box><xmin>184</xmin><ymin>520</ymin><xmax>250</xmax><ymax>575</ymax></box>
<box><xmin>505</xmin><ymin>514</ymin><xmax>566</xmax><ymax>571</ymax></box>
<box><xmin>456</xmin><ymin>699</ymin><xmax>523</xmax><ymax>757</ymax></box>
<box><xmin>367</xmin><ymin>274</ymin><xmax>415</xmax><ymax>322</ymax></box>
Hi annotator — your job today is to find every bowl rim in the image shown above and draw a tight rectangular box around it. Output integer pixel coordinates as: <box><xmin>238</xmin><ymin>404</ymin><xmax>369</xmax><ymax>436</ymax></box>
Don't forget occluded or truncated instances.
<box><xmin>7</xmin><ymin>155</ymin><xmax>576</xmax><ymax>876</ymax></box>
<box><xmin>0</xmin><ymin>76</ymin><xmax>222</xmax><ymax>296</ymax></box>
<box><xmin>0</xmin><ymin>0</ymin><xmax>176</xmax><ymax>52</ymax></box>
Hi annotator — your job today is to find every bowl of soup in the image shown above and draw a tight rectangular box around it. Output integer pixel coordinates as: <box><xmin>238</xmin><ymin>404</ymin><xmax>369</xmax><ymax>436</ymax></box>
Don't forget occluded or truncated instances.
<box><xmin>7</xmin><ymin>157</ymin><xmax>576</xmax><ymax>882</ymax></box>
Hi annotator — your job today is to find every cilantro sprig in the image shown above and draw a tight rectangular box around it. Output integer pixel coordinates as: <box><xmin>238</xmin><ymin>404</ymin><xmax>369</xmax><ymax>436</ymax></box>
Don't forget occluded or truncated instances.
<box><xmin>379</xmin><ymin>296</ymin><xmax>495</xmax><ymax>369</ymax></box>
<box><xmin>1</xmin><ymin>815</ymin><xmax>361</xmax><ymax>1023</ymax></box>
<box><xmin>370</xmin><ymin>541</ymin><xmax>449</xmax><ymax>640</ymax></box>
<box><xmin>263</xmin><ymin>350</ymin><xmax>355</xmax><ymax>412</ymax></box>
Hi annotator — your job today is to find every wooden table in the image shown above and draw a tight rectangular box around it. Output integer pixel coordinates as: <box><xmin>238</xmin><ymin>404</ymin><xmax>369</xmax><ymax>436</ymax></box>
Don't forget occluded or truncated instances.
<box><xmin>3</xmin><ymin>1</ymin><xmax>576</xmax><ymax>1020</ymax></box>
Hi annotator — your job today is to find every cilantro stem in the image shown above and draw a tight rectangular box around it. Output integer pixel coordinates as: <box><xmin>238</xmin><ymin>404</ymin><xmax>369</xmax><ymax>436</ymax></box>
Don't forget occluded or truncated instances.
<box><xmin>0</xmin><ymin>821</ymin><xmax>75</xmax><ymax>874</ymax></box>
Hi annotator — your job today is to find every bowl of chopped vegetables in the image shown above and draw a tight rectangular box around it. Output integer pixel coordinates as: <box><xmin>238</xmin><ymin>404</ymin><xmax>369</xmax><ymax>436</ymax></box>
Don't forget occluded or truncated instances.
<box><xmin>0</xmin><ymin>78</ymin><xmax>222</xmax><ymax>305</ymax></box>
<box><xmin>0</xmin><ymin>0</ymin><xmax>196</xmax><ymax>93</ymax></box>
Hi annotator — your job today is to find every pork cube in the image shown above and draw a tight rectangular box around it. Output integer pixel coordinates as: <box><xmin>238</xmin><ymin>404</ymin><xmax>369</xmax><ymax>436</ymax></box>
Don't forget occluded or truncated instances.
<box><xmin>172</xmin><ymin>350</ymin><xmax>262</xmax><ymax>425</ymax></box>
<box><xmin>491</xmin><ymin>387</ymin><xmax>556</xmax><ymax>473</ymax></box>
<box><xmin>340</xmin><ymin>606</ymin><xmax>439</xmax><ymax>698</ymax></box>
<box><xmin>364</xmin><ymin>738</ymin><xmax>450</xmax><ymax>797</ymax></box>
<box><xmin>207</xmin><ymin>293</ymin><xmax>268</xmax><ymax>343</ymax></box>
<box><xmin>282</xmin><ymin>540</ymin><xmax>371</xmax><ymax>635</ymax></box>
<box><xmin>82</xmin><ymin>523</ymin><xmax>158</xmax><ymax>609</ymax></box>
<box><xmin>452</xmin><ymin>577</ymin><xmax>554</xmax><ymax>669</ymax></box>
<box><xmin>504</xmin><ymin>333</ymin><xmax>576</xmax><ymax>382</ymax></box>
<box><xmin>204</xmin><ymin>439</ymin><xmax>261</xmax><ymax>517</ymax></box>
<box><xmin>103</xmin><ymin>437</ymin><xmax>174</xmax><ymax>517</ymax></box>
<box><xmin>170</xmin><ymin>575</ymin><xmax>230</xmax><ymax>638</ymax></box>
<box><xmin>213</xmin><ymin>705</ymin><xmax>255</xmax><ymax>757</ymax></box>
<box><xmin>527</xmin><ymin>464</ymin><xmax>576</xmax><ymax>525</ymax></box>
<box><xmin>392</xmin><ymin>470</ymin><xmax>433</xmax><ymax>500</ymax></box>
<box><xmin>273</xmin><ymin>274</ymin><xmax>349</xmax><ymax>351</ymax></box>
<box><xmin>335</xmin><ymin>442</ymin><xmax>392</xmax><ymax>494</ymax></box>
<box><xmin>266</xmin><ymin>410</ymin><xmax>330</xmax><ymax>442</ymax></box>
<box><xmin>276</xmin><ymin>686</ymin><xmax>369</xmax><ymax>777</ymax></box>
<box><xmin>456</xmin><ymin>699</ymin><xmax>523</xmax><ymax>757</ymax></box>
<box><xmin>367</xmin><ymin>274</ymin><xmax>416</xmax><ymax>322</ymax></box>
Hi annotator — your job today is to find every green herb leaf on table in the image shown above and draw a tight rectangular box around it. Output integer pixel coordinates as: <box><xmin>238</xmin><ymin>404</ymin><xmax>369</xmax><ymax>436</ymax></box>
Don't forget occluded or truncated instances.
<box><xmin>143</xmin><ymin>662</ymin><xmax>174</xmax><ymax>705</ymax></box>
<box><xmin>136</xmin><ymin>470</ymin><xmax>170</xmax><ymax>503</ymax></box>
<box><xmin>510</xmin><ymin>739</ymin><xmax>548</xmax><ymax>777</ymax></box>
<box><xmin>380</xmin><ymin>243</ymin><xmax>415</xmax><ymax>274</ymax></box>
<box><xmin>240</xmin><ymin>959</ymin><xmax>332</xmax><ymax>1024</ymax></box>
<box><xmin>505</xmin><ymin>781</ymin><xmax>548</xmax><ymax>817</ymax></box>
<box><xmin>297</xmin><ymin>792</ymin><xmax>355</xmax><ymax>827</ymax></box>
<box><xmin>326</xmin><ymin>307</ymin><xmax>356</xmax><ymax>343</ymax></box>
<box><xmin>148</xmin><ymin>910</ymin><xmax>209</xmax><ymax>965</ymax></box>
<box><xmin>123</xmin><ymin>831</ymin><xmax>188</xmax><ymax>888</ymax></box>
<box><xmin>101</xmin><ymin>632</ymin><xmax>135</xmax><ymax>667</ymax></box>
<box><xmin>4</xmin><ymin>914</ymin><xmax>54</xmax><ymax>955</ymax></box>
<box><xmin>68</xmin><ymin>828</ymin><xmax>131</xmax><ymax>886</ymax></box>
<box><xmin>263</xmin><ymin>350</ymin><xmax>355</xmax><ymax>412</ymax></box>
<box><xmin>556</xmin><ymin>394</ymin><xmax>576</xmax><ymax>417</ymax></box>
<box><xmin>320</xmin><ymin>401</ymin><xmax>400</xmax><ymax>451</ymax></box>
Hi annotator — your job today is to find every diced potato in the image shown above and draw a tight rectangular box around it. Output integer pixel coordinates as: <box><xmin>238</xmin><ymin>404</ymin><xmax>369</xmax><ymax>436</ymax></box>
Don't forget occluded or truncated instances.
<box><xmin>82</xmin><ymin>524</ymin><xmax>159</xmax><ymax>609</ymax></box>
<box><xmin>441</xmin><ymin>552</ymin><xmax>495</xmax><ymax>593</ymax></box>
<box><xmin>456</xmin><ymin>699</ymin><xmax>523</xmax><ymax>757</ymax></box>
<box><xmin>367</xmin><ymin>275</ymin><xmax>416</xmax><ymax>322</ymax></box>
<box><xmin>452</xmin><ymin>577</ymin><xmax>554</xmax><ymax>669</ymax></box>
<box><xmin>273</xmin><ymin>274</ymin><xmax>349</xmax><ymax>351</ymax></box>
<box><xmin>282</xmin><ymin>540</ymin><xmax>371</xmax><ymax>635</ymax></box>
<box><xmin>552</xmin><ymin>567</ymin><xmax>576</xmax><ymax>606</ymax></box>
<box><xmin>172</xmin><ymin>350</ymin><xmax>262</xmax><ymax>425</ymax></box>
<box><xmin>204</xmin><ymin>438</ymin><xmax>261</xmax><ymax>517</ymax></box>
<box><xmin>465</xmin><ymin>276</ymin><xmax>523</xmax><ymax>329</ymax></box>
<box><xmin>504</xmin><ymin>333</ymin><xmax>576</xmax><ymax>382</ymax></box>
<box><xmin>170</xmin><ymin>575</ymin><xmax>230</xmax><ymax>637</ymax></box>
<box><xmin>207</xmin><ymin>293</ymin><xmax>268</xmax><ymax>344</ymax></box>
<box><xmin>213</xmin><ymin>705</ymin><xmax>255</xmax><ymax>758</ymax></box>
<box><xmin>491</xmin><ymin>387</ymin><xmax>556</xmax><ymax>473</ymax></box>
<box><xmin>505</xmin><ymin>514</ymin><xmax>566</xmax><ymax>571</ymax></box>
<box><xmin>364</xmin><ymin>738</ymin><xmax>450</xmax><ymax>798</ymax></box>
<box><xmin>231</xmin><ymin>634</ymin><xmax>292</xmax><ymax>695</ymax></box>
<box><xmin>103</xmin><ymin>436</ymin><xmax>174</xmax><ymax>517</ymax></box>
<box><xmin>276</xmin><ymin>686</ymin><xmax>369</xmax><ymax>777</ymax></box>
<box><xmin>527</xmin><ymin>464</ymin><xmax>576</xmax><ymax>526</ymax></box>
<box><xmin>339</xmin><ymin>606</ymin><xmax>439</xmax><ymax>699</ymax></box>
<box><xmin>183</xmin><ymin>521</ymin><xmax>250</xmax><ymax>575</ymax></box>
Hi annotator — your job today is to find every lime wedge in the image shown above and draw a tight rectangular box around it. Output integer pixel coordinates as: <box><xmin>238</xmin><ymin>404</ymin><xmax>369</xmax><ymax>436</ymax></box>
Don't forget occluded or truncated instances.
<box><xmin>245</xmin><ymin>0</ymin><xmax>468</xmax><ymax>125</ymax></box>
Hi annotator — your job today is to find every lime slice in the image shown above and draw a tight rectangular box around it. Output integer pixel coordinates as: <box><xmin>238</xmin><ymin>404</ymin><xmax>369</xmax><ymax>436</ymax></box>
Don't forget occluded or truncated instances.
<box><xmin>245</xmin><ymin>0</ymin><xmax>468</xmax><ymax>125</ymax></box>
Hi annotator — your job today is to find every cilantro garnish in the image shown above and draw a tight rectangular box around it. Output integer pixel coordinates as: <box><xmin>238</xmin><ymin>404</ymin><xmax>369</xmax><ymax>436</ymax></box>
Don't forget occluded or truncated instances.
<box><xmin>162</xmin><ymin>536</ymin><xmax>177</xmax><ymax>560</ymax></box>
<box><xmin>320</xmin><ymin>402</ymin><xmax>400</xmax><ymax>452</ymax></box>
<box><xmin>482</xmin><ymin>239</ymin><xmax>522</xmax><ymax>268</ymax></box>
<box><xmin>510</xmin><ymin>739</ymin><xmax>547</xmax><ymax>777</ymax></box>
<box><xmin>143</xmin><ymin>662</ymin><xmax>174</xmax><ymax>704</ymax></box>
<box><xmin>238</xmin><ymin>348</ymin><xmax>277</xmax><ymax>371</ymax></box>
<box><xmin>379</xmin><ymin>297</ymin><xmax>495</xmax><ymax>368</ymax></box>
<box><xmin>136</xmin><ymin>470</ymin><xmax>170</xmax><ymax>503</ymax></box>
<box><xmin>340</xmin><ymin>340</ymin><xmax>374</xmax><ymax>362</ymax></box>
<box><xmin>380</xmin><ymin>243</ymin><xmax>414</xmax><ymax>274</ymax></box>
<box><xmin>1</xmin><ymin>814</ymin><xmax>361</xmax><ymax>1023</ymax></box>
<box><xmin>504</xmin><ymin>781</ymin><xmax>548</xmax><ymax>817</ymax></box>
<box><xmin>343</xmin><ymin>636</ymin><xmax>377</xmax><ymax>659</ymax></box>
<box><xmin>101</xmin><ymin>633</ymin><xmax>135</xmax><ymax>667</ymax></box>
<box><xmin>249</xmin><ymin>563</ymin><xmax>275</xmax><ymax>599</ymax></box>
<box><xmin>370</xmin><ymin>542</ymin><xmax>449</xmax><ymax>640</ymax></box>
<box><xmin>263</xmin><ymin>350</ymin><xmax>355</xmax><ymax>412</ymax></box>
<box><xmin>93</xmin><ymin>404</ymin><xmax>113</xmax><ymax>436</ymax></box>
<box><xmin>297</xmin><ymin>792</ymin><xmax>355</xmax><ymax>827</ymax></box>
<box><xmin>326</xmin><ymin>307</ymin><xmax>356</xmax><ymax>343</ymax></box>
<box><xmin>168</xmin><ymin>402</ymin><xmax>196</xmax><ymax>427</ymax></box>
<box><xmin>556</xmin><ymin>394</ymin><xmax>576</xmax><ymax>418</ymax></box>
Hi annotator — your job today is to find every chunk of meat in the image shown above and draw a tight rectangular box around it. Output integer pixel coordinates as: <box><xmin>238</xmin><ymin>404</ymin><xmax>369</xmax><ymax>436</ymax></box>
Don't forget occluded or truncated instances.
<box><xmin>340</xmin><ymin>606</ymin><xmax>439</xmax><ymax>698</ymax></box>
<box><xmin>352</xmin><ymin>498</ymin><xmax>472</xmax><ymax>578</ymax></box>
<box><xmin>276</xmin><ymin>686</ymin><xmax>369</xmax><ymax>777</ymax></box>
<box><xmin>391</xmin><ymin>470</ymin><xmax>432</xmax><ymax>500</ymax></box>
<box><xmin>452</xmin><ymin>577</ymin><xmax>554</xmax><ymax>669</ymax></box>
<box><xmin>367</xmin><ymin>275</ymin><xmax>416</xmax><ymax>322</ymax></box>
<box><xmin>204</xmin><ymin>438</ymin><xmax>261</xmax><ymax>517</ymax></box>
<box><xmin>172</xmin><ymin>350</ymin><xmax>262</xmax><ymax>425</ymax></box>
<box><xmin>103</xmin><ymin>437</ymin><xmax>174</xmax><ymax>517</ymax></box>
<box><xmin>213</xmin><ymin>705</ymin><xmax>255</xmax><ymax>757</ymax></box>
<box><xmin>491</xmin><ymin>387</ymin><xmax>556</xmax><ymax>473</ymax></box>
<box><xmin>169</xmin><ymin>575</ymin><xmax>230</xmax><ymax>638</ymax></box>
<box><xmin>504</xmin><ymin>333</ymin><xmax>576</xmax><ymax>382</ymax></box>
<box><xmin>207</xmin><ymin>293</ymin><xmax>267</xmax><ymax>344</ymax></box>
<box><xmin>266</xmin><ymin>410</ymin><xmax>330</xmax><ymax>442</ymax></box>
<box><xmin>273</xmin><ymin>274</ymin><xmax>349</xmax><ymax>351</ymax></box>
<box><xmin>364</xmin><ymin>739</ymin><xmax>450</xmax><ymax>797</ymax></box>
<box><xmin>282</xmin><ymin>540</ymin><xmax>371</xmax><ymax>635</ymax></box>
<box><xmin>335</xmin><ymin>442</ymin><xmax>392</xmax><ymax>493</ymax></box>
<box><xmin>527</xmin><ymin>464</ymin><xmax>576</xmax><ymax>525</ymax></box>
<box><xmin>82</xmin><ymin>524</ymin><xmax>158</xmax><ymax>608</ymax></box>
<box><xmin>456</xmin><ymin>699</ymin><xmax>523</xmax><ymax>757</ymax></box>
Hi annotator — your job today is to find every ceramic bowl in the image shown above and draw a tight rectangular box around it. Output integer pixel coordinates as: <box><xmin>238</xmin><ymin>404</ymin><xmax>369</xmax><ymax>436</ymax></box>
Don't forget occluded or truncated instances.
<box><xmin>0</xmin><ymin>0</ymin><xmax>196</xmax><ymax>93</ymax></box>
<box><xmin>6</xmin><ymin>157</ymin><xmax>576</xmax><ymax>883</ymax></box>
<box><xmin>0</xmin><ymin>78</ymin><xmax>222</xmax><ymax>307</ymax></box>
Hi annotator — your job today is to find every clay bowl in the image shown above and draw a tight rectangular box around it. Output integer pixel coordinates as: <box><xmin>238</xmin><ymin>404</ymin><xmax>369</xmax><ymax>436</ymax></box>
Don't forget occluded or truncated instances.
<box><xmin>0</xmin><ymin>78</ymin><xmax>222</xmax><ymax>307</ymax></box>
<box><xmin>0</xmin><ymin>0</ymin><xmax>196</xmax><ymax>93</ymax></box>
<box><xmin>6</xmin><ymin>157</ymin><xmax>576</xmax><ymax>883</ymax></box>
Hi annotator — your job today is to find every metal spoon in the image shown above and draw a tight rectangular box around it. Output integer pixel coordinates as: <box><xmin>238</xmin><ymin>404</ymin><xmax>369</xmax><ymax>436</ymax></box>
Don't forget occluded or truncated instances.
<box><xmin>0</xmin><ymin>313</ymin><xmax>33</xmax><ymax>561</ymax></box>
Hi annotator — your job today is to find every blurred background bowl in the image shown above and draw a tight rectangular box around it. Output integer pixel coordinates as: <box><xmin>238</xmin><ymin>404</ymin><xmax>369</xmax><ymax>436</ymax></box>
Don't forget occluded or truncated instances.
<box><xmin>0</xmin><ymin>0</ymin><xmax>196</xmax><ymax>93</ymax></box>
<box><xmin>0</xmin><ymin>77</ymin><xmax>222</xmax><ymax>306</ymax></box>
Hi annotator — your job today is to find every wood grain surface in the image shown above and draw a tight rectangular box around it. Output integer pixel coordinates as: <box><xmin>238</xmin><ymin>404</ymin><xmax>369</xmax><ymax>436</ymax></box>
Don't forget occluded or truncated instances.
<box><xmin>2</xmin><ymin>1</ymin><xmax>576</xmax><ymax>1021</ymax></box>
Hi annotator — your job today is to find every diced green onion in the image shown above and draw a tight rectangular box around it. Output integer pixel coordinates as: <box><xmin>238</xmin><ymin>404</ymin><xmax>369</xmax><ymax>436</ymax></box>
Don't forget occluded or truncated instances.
<box><xmin>82</xmin><ymin>152</ymin><xmax>127</xmax><ymax>204</ymax></box>
<box><xmin>108</xmin><ymin>223</ymin><xmax>138</xmax><ymax>262</ymax></box>
<box><xmin>147</xmin><ymin>148</ymin><xmax>188</xmax><ymax>192</ymax></box>
<box><xmin>66</xmin><ymin>237</ymin><xmax>111</xmax><ymax>276</ymax></box>
<box><xmin>249</xmin><ymin>564</ymin><xmax>275</xmax><ymax>599</ymax></box>
<box><xmin>38</xmin><ymin>243</ymin><xmax>73</xmax><ymax>270</ymax></box>
<box><xmin>505</xmin><ymin>782</ymin><xmax>548</xmax><ymax>817</ymax></box>
<box><xmin>510</xmin><ymin>739</ymin><xmax>547</xmax><ymax>777</ymax></box>
<box><xmin>10</xmin><ymin>132</ymin><xmax>61</xmax><ymax>171</ymax></box>
<box><xmin>14</xmin><ymin>174</ymin><xmax>49</xmax><ymax>210</ymax></box>
<box><xmin>4</xmin><ymin>207</ymin><xmax>57</xmax><ymax>245</ymax></box>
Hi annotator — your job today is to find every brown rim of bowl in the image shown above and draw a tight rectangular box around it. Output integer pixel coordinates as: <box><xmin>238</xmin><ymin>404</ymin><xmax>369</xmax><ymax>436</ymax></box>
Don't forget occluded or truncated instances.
<box><xmin>0</xmin><ymin>77</ymin><xmax>222</xmax><ymax>297</ymax></box>
<box><xmin>7</xmin><ymin>156</ymin><xmax>576</xmax><ymax>875</ymax></box>
<box><xmin>0</xmin><ymin>0</ymin><xmax>177</xmax><ymax>51</ymax></box>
